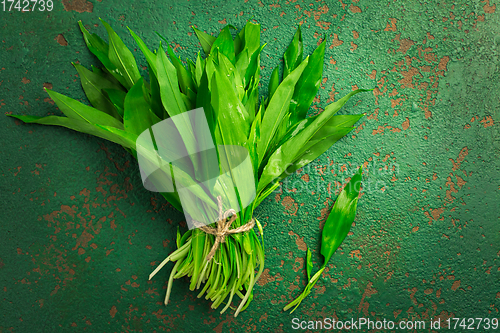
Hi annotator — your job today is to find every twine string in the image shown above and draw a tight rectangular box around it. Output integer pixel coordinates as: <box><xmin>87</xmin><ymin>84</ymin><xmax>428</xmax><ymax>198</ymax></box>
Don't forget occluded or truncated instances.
<box><xmin>198</xmin><ymin>196</ymin><xmax>255</xmax><ymax>261</ymax></box>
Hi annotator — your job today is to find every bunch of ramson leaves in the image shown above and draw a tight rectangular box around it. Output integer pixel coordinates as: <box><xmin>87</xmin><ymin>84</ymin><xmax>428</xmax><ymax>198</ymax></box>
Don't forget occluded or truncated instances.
<box><xmin>9</xmin><ymin>19</ymin><xmax>369</xmax><ymax>316</ymax></box>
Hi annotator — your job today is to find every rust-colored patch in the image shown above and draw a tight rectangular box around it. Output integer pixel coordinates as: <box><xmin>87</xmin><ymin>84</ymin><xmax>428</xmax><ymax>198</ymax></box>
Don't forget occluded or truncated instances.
<box><xmin>402</xmin><ymin>117</ymin><xmax>410</xmax><ymax>130</ymax></box>
<box><xmin>218</xmin><ymin>18</ymin><xmax>227</xmax><ymax>24</ymax></box>
<box><xmin>480</xmin><ymin>116</ymin><xmax>494</xmax><ymax>128</ymax></box>
<box><xmin>288</xmin><ymin>231</ymin><xmax>307</xmax><ymax>251</ymax></box>
<box><xmin>451</xmin><ymin>280</ymin><xmax>461</xmax><ymax>291</ymax></box>
<box><xmin>450</xmin><ymin>147</ymin><xmax>469</xmax><ymax>171</ymax></box>
<box><xmin>329</xmin><ymin>33</ymin><xmax>343</xmax><ymax>48</ymax></box>
<box><xmin>352</xmin><ymin>30</ymin><xmax>359</xmax><ymax>39</ymax></box>
<box><xmin>281</xmin><ymin>196</ymin><xmax>298</xmax><ymax>215</ymax></box>
<box><xmin>110</xmin><ymin>305</ymin><xmax>117</xmax><ymax>318</ymax></box>
<box><xmin>22</xmin><ymin>77</ymin><xmax>30</xmax><ymax>84</ymax></box>
<box><xmin>393</xmin><ymin>34</ymin><xmax>415</xmax><ymax>54</ymax></box>
<box><xmin>257</xmin><ymin>268</ymin><xmax>274</xmax><ymax>286</ymax></box>
<box><xmin>55</xmin><ymin>34</ymin><xmax>68</xmax><ymax>46</ymax></box>
<box><xmin>349</xmin><ymin>4</ymin><xmax>362</xmax><ymax>13</ymax></box>
<box><xmin>357</xmin><ymin>282</ymin><xmax>378</xmax><ymax>316</ymax></box>
<box><xmin>350</xmin><ymin>41</ymin><xmax>358</xmax><ymax>52</ymax></box>
<box><xmin>43</xmin><ymin>82</ymin><xmax>52</xmax><ymax>90</ymax></box>
<box><xmin>62</xmin><ymin>0</ymin><xmax>93</xmax><ymax>12</ymax></box>
<box><xmin>483</xmin><ymin>0</ymin><xmax>496</xmax><ymax>13</ymax></box>
<box><xmin>431</xmin><ymin>207</ymin><xmax>445</xmax><ymax>221</ymax></box>
<box><xmin>384</xmin><ymin>18</ymin><xmax>397</xmax><ymax>32</ymax></box>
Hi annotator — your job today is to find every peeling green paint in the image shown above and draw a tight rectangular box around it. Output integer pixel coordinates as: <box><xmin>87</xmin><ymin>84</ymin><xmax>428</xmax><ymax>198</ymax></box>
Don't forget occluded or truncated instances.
<box><xmin>1</xmin><ymin>0</ymin><xmax>499</xmax><ymax>331</ymax></box>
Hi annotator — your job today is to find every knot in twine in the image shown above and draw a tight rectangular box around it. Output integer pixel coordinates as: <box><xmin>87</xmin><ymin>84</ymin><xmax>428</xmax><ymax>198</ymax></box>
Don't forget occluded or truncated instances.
<box><xmin>198</xmin><ymin>196</ymin><xmax>255</xmax><ymax>261</ymax></box>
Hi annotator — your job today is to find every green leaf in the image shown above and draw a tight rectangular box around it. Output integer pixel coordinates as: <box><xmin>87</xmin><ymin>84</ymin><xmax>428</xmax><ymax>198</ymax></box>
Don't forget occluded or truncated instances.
<box><xmin>124</xmin><ymin>78</ymin><xmax>161</xmax><ymax>136</ymax></box>
<box><xmin>100</xmin><ymin>19</ymin><xmax>141</xmax><ymax>89</ymax></box>
<box><xmin>8</xmin><ymin>114</ymin><xmax>136</xmax><ymax>148</ymax></box>
<box><xmin>258</xmin><ymin>89</ymin><xmax>369</xmax><ymax>193</ymax></box>
<box><xmin>268</xmin><ymin>66</ymin><xmax>280</xmax><ymax>103</ymax></box>
<box><xmin>103</xmin><ymin>88</ymin><xmax>126</xmax><ymax>117</ymax></box>
<box><xmin>73</xmin><ymin>63</ymin><xmax>122</xmax><ymax>120</ymax></box>
<box><xmin>283</xmin><ymin>26</ymin><xmax>303</xmax><ymax>80</ymax></box>
<box><xmin>45</xmin><ymin>89</ymin><xmax>124</xmax><ymax>129</ymax></box>
<box><xmin>320</xmin><ymin>166</ymin><xmax>362</xmax><ymax>264</ymax></box>
<box><xmin>78</xmin><ymin>21</ymin><xmax>128</xmax><ymax>88</ymax></box>
<box><xmin>211</xmin><ymin>26</ymin><xmax>235</xmax><ymax>64</ymax></box>
<box><xmin>189</xmin><ymin>229</ymin><xmax>206</xmax><ymax>290</ymax></box>
<box><xmin>257</xmin><ymin>57</ymin><xmax>309</xmax><ymax>165</ymax></box>
<box><xmin>306</xmin><ymin>249</ymin><xmax>313</xmax><ymax>281</ymax></box>
<box><xmin>211</xmin><ymin>65</ymin><xmax>250</xmax><ymax>147</ymax></box>
<box><xmin>195</xmin><ymin>52</ymin><xmax>205</xmax><ymax>87</ymax></box>
<box><xmin>148</xmin><ymin>64</ymin><xmax>166</xmax><ymax>119</ymax></box>
<box><xmin>192</xmin><ymin>27</ymin><xmax>216</xmax><ymax>55</ymax></box>
<box><xmin>129</xmin><ymin>28</ymin><xmax>157</xmax><ymax>74</ymax></box>
<box><xmin>156</xmin><ymin>43</ymin><xmax>187</xmax><ymax>118</ymax></box>
<box><xmin>278</xmin><ymin>127</ymin><xmax>354</xmax><ymax>180</ymax></box>
<box><xmin>289</xmin><ymin>38</ymin><xmax>326</xmax><ymax>125</ymax></box>
<box><xmin>167</xmin><ymin>44</ymin><xmax>195</xmax><ymax>94</ymax></box>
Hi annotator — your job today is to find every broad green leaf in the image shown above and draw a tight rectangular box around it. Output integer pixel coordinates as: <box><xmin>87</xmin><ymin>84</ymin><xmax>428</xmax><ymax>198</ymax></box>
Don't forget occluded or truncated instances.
<box><xmin>103</xmin><ymin>88</ymin><xmax>126</xmax><ymax>117</ymax></box>
<box><xmin>320</xmin><ymin>166</ymin><xmax>362</xmax><ymax>263</ymax></box>
<box><xmin>129</xmin><ymin>28</ymin><xmax>157</xmax><ymax>74</ymax></box>
<box><xmin>257</xmin><ymin>57</ymin><xmax>309</xmax><ymax>165</ymax></box>
<box><xmin>306</xmin><ymin>249</ymin><xmax>313</xmax><ymax>281</ymax></box>
<box><xmin>258</xmin><ymin>89</ymin><xmax>369</xmax><ymax>193</ymax></box>
<box><xmin>211</xmin><ymin>65</ymin><xmax>249</xmax><ymax>147</ymax></box>
<box><xmin>187</xmin><ymin>59</ymin><xmax>197</xmax><ymax>86</ymax></box>
<box><xmin>284</xmin><ymin>168</ymin><xmax>363</xmax><ymax>313</ymax></box>
<box><xmin>211</xmin><ymin>26</ymin><xmax>235</xmax><ymax>64</ymax></box>
<box><xmin>195</xmin><ymin>52</ymin><xmax>205</xmax><ymax>87</ymax></box>
<box><xmin>100</xmin><ymin>19</ymin><xmax>141</xmax><ymax>89</ymax></box>
<box><xmin>124</xmin><ymin>78</ymin><xmax>161</xmax><ymax>136</ymax></box>
<box><xmin>193</xmin><ymin>27</ymin><xmax>216</xmax><ymax>55</ymax></box>
<box><xmin>277</xmin><ymin>127</ymin><xmax>354</xmax><ymax>180</ymax></box>
<box><xmin>156</xmin><ymin>43</ymin><xmax>187</xmax><ymax>117</ymax></box>
<box><xmin>289</xmin><ymin>38</ymin><xmax>326</xmax><ymax>125</ymax></box>
<box><xmin>78</xmin><ymin>21</ymin><xmax>128</xmax><ymax>88</ymax></box>
<box><xmin>195</xmin><ymin>69</ymin><xmax>216</xmax><ymax>139</ymax></box>
<box><xmin>283</xmin><ymin>26</ymin><xmax>303</xmax><ymax>79</ymax></box>
<box><xmin>45</xmin><ymin>89</ymin><xmax>124</xmax><ymax>129</ymax></box>
<box><xmin>8</xmin><ymin>114</ymin><xmax>136</xmax><ymax>148</ymax></box>
<box><xmin>148</xmin><ymin>64</ymin><xmax>165</xmax><ymax>119</ymax></box>
<box><xmin>73</xmin><ymin>63</ymin><xmax>122</xmax><ymax>119</ymax></box>
<box><xmin>268</xmin><ymin>66</ymin><xmax>280</xmax><ymax>103</ymax></box>
<box><xmin>167</xmin><ymin>44</ymin><xmax>195</xmax><ymax>94</ymax></box>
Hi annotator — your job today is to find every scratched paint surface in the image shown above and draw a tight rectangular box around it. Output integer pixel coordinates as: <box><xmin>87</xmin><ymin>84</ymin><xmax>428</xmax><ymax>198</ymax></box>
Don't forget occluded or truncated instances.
<box><xmin>1</xmin><ymin>0</ymin><xmax>499</xmax><ymax>332</ymax></box>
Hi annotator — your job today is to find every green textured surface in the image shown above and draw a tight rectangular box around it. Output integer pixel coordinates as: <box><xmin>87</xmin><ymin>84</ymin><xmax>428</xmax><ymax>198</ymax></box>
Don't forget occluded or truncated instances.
<box><xmin>1</xmin><ymin>0</ymin><xmax>499</xmax><ymax>332</ymax></box>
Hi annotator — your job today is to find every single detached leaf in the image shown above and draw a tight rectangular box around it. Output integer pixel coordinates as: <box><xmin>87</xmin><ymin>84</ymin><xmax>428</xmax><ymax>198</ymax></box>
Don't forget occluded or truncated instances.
<box><xmin>320</xmin><ymin>166</ymin><xmax>363</xmax><ymax>264</ymax></box>
<box><xmin>306</xmin><ymin>249</ymin><xmax>313</xmax><ymax>281</ymax></box>
<box><xmin>73</xmin><ymin>63</ymin><xmax>122</xmax><ymax>119</ymax></box>
<box><xmin>45</xmin><ymin>89</ymin><xmax>124</xmax><ymax>129</ymax></box>
<box><xmin>192</xmin><ymin>27</ymin><xmax>216</xmax><ymax>55</ymax></box>
<box><xmin>100</xmin><ymin>19</ymin><xmax>141</xmax><ymax>89</ymax></box>
<box><xmin>283</xmin><ymin>25</ymin><xmax>303</xmax><ymax>80</ymax></box>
